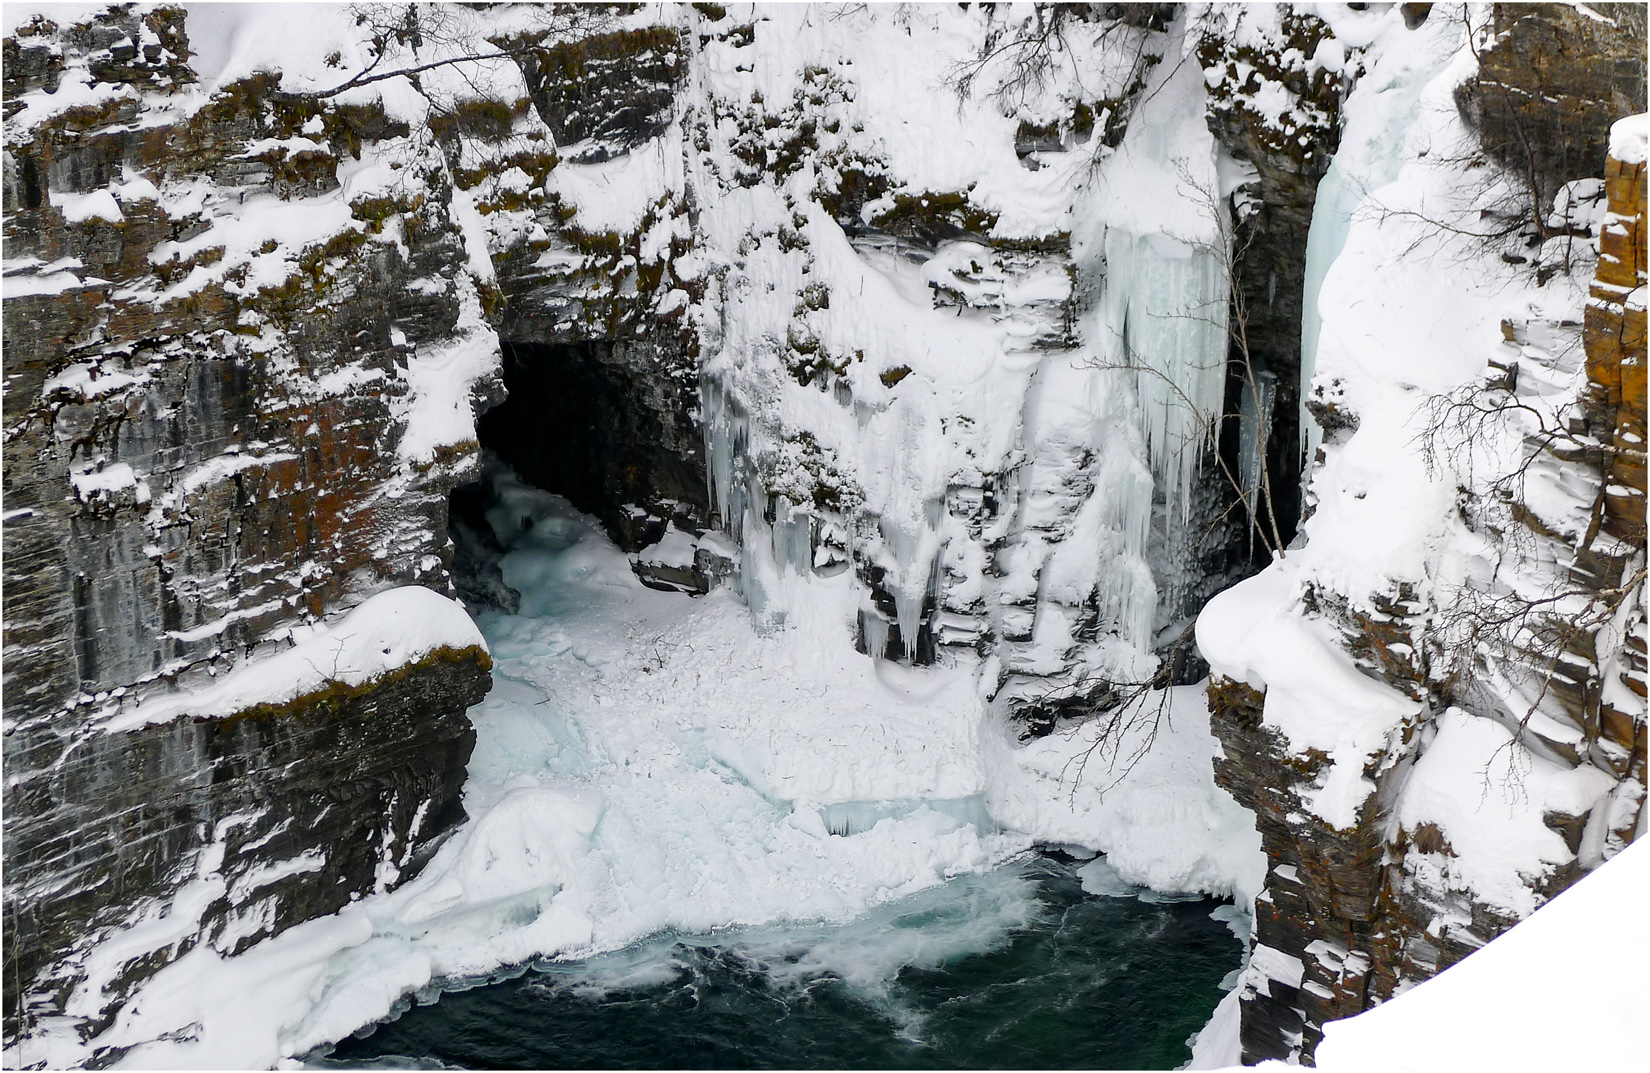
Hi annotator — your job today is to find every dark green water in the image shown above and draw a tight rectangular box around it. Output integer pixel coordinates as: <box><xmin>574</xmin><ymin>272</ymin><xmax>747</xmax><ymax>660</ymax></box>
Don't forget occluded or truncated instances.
<box><xmin>319</xmin><ymin>854</ymin><xmax>1238</xmax><ymax>1070</ymax></box>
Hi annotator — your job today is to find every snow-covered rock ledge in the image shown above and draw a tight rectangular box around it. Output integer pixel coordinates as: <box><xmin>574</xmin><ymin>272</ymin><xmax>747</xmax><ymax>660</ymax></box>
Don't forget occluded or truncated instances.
<box><xmin>93</xmin><ymin>586</ymin><xmax>489</xmax><ymax>734</ymax></box>
<box><xmin>3</xmin><ymin>587</ymin><xmax>491</xmax><ymax>1047</ymax></box>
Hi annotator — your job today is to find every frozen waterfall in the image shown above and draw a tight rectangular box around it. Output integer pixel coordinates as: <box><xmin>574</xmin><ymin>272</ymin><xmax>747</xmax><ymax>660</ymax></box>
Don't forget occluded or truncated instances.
<box><xmin>1098</xmin><ymin>229</ymin><xmax>1230</xmax><ymax>527</ymax></box>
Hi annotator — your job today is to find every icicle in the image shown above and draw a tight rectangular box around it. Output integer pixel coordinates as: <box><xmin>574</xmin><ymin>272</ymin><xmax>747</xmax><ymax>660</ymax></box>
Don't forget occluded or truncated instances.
<box><xmin>1238</xmin><ymin>370</ymin><xmax>1276</xmax><ymax>554</ymax></box>
<box><xmin>860</xmin><ymin>608</ymin><xmax>890</xmax><ymax>660</ymax></box>
<box><xmin>1091</xmin><ymin>447</ymin><xmax>1158</xmax><ymax>651</ymax></box>
<box><xmin>877</xmin><ymin>513</ymin><xmax>944</xmax><ymax>660</ymax></box>
<box><xmin>1099</xmin><ymin>228</ymin><xmax>1229</xmax><ymax>525</ymax></box>
<box><xmin>701</xmin><ymin>376</ymin><xmax>748</xmax><ymax>534</ymax></box>
<box><xmin>770</xmin><ymin>500</ymin><xmax>814</xmax><ymax>576</ymax></box>
<box><xmin>1298</xmin><ymin>158</ymin><xmax>1360</xmax><ymax>482</ymax></box>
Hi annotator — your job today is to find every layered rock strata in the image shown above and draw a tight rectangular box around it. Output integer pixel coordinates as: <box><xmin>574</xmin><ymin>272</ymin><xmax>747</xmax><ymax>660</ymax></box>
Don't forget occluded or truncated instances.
<box><xmin>2</xmin><ymin>6</ymin><xmax>497</xmax><ymax>1040</ymax></box>
<box><xmin>1207</xmin><ymin>104</ymin><xmax>1647</xmax><ymax>1072</ymax></box>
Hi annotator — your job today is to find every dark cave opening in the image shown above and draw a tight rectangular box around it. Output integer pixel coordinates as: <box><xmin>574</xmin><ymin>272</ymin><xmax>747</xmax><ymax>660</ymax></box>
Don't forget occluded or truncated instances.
<box><xmin>1218</xmin><ymin>352</ymin><xmax>1303</xmax><ymax>563</ymax></box>
<box><xmin>447</xmin><ymin>339</ymin><xmax>711</xmax><ymax>611</ymax></box>
<box><xmin>479</xmin><ymin>340</ymin><xmax>707</xmax><ymax>549</ymax></box>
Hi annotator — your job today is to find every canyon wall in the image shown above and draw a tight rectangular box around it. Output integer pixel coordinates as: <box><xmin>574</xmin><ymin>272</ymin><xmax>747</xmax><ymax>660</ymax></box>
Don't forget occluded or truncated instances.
<box><xmin>2</xmin><ymin>5</ymin><xmax>497</xmax><ymax>1042</ymax></box>
<box><xmin>1200</xmin><ymin>4</ymin><xmax>1646</xmax><ymax>1063</ymax></box>
<box><xmin>2</xmin><ymin>2</ymin><xmax>1643</xmax><ymax>1065</ymax></box>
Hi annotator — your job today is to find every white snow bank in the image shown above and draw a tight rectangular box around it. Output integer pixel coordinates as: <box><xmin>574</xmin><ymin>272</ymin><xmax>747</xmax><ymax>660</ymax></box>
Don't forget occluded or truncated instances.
<box><xmin>1187</xmin><ymin>985</ymin><xmax>1245</xmax><ymax>1069</ymax></box>
<box><xmin>1196</xmin><ymin>558</ymin><xmax>1420</xmax><ymax>829</ymax></box>
<box><xmin>1609</xmin><ymin>113</ymin><xmax>1648</xmax><ymax>166</ymax></box>
<box><xmin>394</xmin><ymin>321</ymin><xmax>499</xmax><ymax>466</ymax></box>
<box><xmin>1395</xmin><ymin>709</ymin><xmax>1615</xmax><ymax>919</ymax></box>
<box><xmin>53</xmin><ymin>188</ymin><xmax>124</xmax><ymax>224</ymax></box>
<box><xmin>987</xmin><ymin>683</ymin><xmax>1267</xmax><ymax>907</ymax></box>
<box><xmin>1310</xmin><ymin>836</ymin><xmax>1650</xmax><ymax>1072</ymax></box>
<box><xmin>97</xmin><ymin>586</ymin><xmax>486</xmax><ymax>734</ymax></box>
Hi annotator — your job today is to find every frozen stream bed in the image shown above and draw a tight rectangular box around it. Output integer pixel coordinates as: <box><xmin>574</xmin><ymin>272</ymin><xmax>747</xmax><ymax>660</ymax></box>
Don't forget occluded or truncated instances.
<box><xmin>50</xmin><ymin>472</ymin><xmax>1257</xmax><ymax>1069</ymax></box>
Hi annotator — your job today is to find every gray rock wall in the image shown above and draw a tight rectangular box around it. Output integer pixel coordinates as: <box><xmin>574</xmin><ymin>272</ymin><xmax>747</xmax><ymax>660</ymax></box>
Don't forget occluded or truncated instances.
<box><xmin>2</xmin><ymin>5</ymin><xmax>497</xmax><ymax>1041</ymax></box>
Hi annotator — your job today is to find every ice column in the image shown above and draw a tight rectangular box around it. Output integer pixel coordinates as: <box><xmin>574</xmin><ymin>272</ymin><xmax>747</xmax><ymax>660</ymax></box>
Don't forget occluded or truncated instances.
<box><xmin>1099</xmin><ymin>228</ymin><xmax>1230</xmax><ymax>523</ymax></box>
<box><xmin>1237</xmin><ymin>369</ymin><xmax>1277</xmax><ymax>554</ymax></box>
<box><xmin>864</xmin><ymin>399</ymin><xmax>947</xmax><ymax>661</ymax></box>
<box><xmin>702</xmin><ymin>375</ymin><xmax>749</xmax><ymax>533</ymax></box>
<box><xmin>1298</xmin><ymin>158</ymin><xmax>1361</xmax><ymax>479</ymax></box>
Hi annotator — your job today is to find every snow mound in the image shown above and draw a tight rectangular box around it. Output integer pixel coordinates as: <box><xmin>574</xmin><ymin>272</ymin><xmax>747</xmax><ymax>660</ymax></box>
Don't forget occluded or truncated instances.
<box><xmin>1609</xmin><ymin>112</ymin><xmax>1648</xmax><ymax>166</ymax></box>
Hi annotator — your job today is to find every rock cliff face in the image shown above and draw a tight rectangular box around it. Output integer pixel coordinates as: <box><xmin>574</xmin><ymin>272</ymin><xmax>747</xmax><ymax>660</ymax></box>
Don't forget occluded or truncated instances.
<box><xmin>1196</xmin><ymin>3</ymin><xmax>1347</xmax><ymax>549</ymax></box>
<box><xmin>2</xmin><ymin>6</ymin><xmax>496</xmax><ymax>1042</ymax></box>
<box><xmin>2</xmin><ymin>2</ymin><xmax>1643</xmax><ymax>1065</ymax></box>
<box><xmin>1201</xmin><ymin>6</ymin><xmax>1646</xmax><ymax>1062</ymax></box>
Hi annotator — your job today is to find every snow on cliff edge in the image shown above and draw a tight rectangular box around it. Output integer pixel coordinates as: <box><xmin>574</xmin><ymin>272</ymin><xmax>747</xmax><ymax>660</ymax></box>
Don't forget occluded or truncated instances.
<box><xmin>94</xmin><ymin>586</ymin><xmax>487</xmax><ymax>734</ymax></box>
<box><xmin>1311</xmin><ymin>834</ymin><xmax>1650</xmax><ymax>1072</ymax></box>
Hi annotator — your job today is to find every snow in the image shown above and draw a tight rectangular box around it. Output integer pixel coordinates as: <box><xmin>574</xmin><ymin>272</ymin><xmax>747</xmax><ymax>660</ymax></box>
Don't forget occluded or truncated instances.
<box><xmin>634</xmin><ymin>523</ymin><xmax>699</xmax><ymax>569</ymax></box>
<box><xmin>1201</xmin><ymin>0</ymin><xmax>1617</xmax><ymax>841</ymax></box>
<box><xmin>32</xmin><ymin>5</ymin><xmax>1636</xmax><ymax>1069</ymax></box>
<box><xmin>1</xmin><ymin>266</ymin><xmax>102</xmax><ymax>297</ymax></box>
<box><xmin>31</xmin><ymin>483</ymin><xmax>1261</xmax><ymax>1069</ymax></box>
<box><xmin>393</xmin><ymin>318</ymin><xmax>499</xmax><ymax>466</ymax></box>
<box><xmin>40</xmin><ymin>359</ymin><xmax>148</xmax><ymax>400</ymax></box>
<box><xmin>1197</xmin><ymin>557</ymin><xmax>1419</xmax><ymax>829</ymax></box>
<box><xmin>1309</xmin><ymin>836</ymin><xmax>1650</xmax><ymax>1072</ymax></box>
<box><xmin>1609</xmin><ymin>112</ymin><xmax>1648</xmax><ymax>166</ymax></box>
<box><xmin>68</xmin><ymin>460</ymin><xmax>139</xmax><ymax>500</ymax></box>
<box><xmin>546</xmin><ymin>135</ymin><xmax>682</xmax><ymax>235</ymax></box>
<box><xmin>93</xmin><ymin>586</ymin><xmax>486</xmax><ymax>735</ymax></box>
<box><xmin>1186</xmin><ymin>985</ymin><xmax>1245</xmax><ymax>1069</ymax></box>
<box><xmin>1395</xmin><ymin>709</ymin><xmax>1615</xmax><ymax>919</ymax></box>
<box><xmin>989</xmin><ymin>683</ymin><xmax>1266</xmax><ymax>906</ymax></box>
<box><xmin>53</xmin><ymin>188</ymin><xmax>125</xmax><ymax>224</ymax></box>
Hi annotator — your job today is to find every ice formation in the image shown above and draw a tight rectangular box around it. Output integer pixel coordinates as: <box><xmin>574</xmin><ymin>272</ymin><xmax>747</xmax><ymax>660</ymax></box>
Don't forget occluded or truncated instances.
<box><xmin>5</xmin><ymin>2</ymin><xmax>1642</xmax><ymax>1069</ymax></box>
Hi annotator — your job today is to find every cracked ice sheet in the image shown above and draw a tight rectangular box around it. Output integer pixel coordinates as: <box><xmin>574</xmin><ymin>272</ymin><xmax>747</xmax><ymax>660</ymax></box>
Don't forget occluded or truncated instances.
<box><xmin>34</xmin><ymin>491</ymin><xmax>1258</xmax><ymax>1070</ymax></box>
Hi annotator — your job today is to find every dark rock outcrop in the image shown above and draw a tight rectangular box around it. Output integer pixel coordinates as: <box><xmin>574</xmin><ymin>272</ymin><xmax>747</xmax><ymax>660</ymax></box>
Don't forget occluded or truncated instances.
<box><xmin>479</xmin><ymin>338</ymin><xmax>708</xmax><ymax>550</ymax></box>
<box><xmin>5</xmin><ymin>648</ymin><xmax>488</xmax><ymax>1050</ymax></box>
<box><xmin>1455</xmin><ymin>3</ymin><xmax>1647</xmax><ymax>225</ymax></box>
<box><xmin>512</xmin><ymin>26</ymin><xmax>685</xmax><ymax>165</ymax></box>
<box><xmin>2</xmin><ymin>6</ymin><xmax>496</xmax><ymax>1041</ymax></box>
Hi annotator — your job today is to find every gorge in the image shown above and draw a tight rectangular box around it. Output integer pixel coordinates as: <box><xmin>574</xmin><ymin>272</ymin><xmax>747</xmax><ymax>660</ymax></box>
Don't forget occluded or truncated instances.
<box><xmin>2</xmin><ymin>3</ymin><xmax>1645</xmax><ymax>1069</ymax></box>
